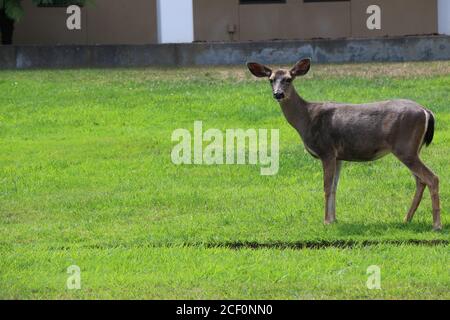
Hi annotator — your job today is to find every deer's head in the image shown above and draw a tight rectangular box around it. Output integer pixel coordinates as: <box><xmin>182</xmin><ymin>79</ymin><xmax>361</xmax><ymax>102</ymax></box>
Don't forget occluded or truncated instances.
<box><xmin>247</xmin><ymin>58</ymin><xmax>311</xmax><ymax>102</ymax></box>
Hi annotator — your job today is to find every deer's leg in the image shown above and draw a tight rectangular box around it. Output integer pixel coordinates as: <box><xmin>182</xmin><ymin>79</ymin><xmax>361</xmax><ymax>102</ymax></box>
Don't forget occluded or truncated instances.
<box><xmin>404</xmin><ymin>175</ymin><xmax>426</xmax><ymax>223</ymax></box>
<box><xmin>329</xmin><ymin>160</ymin><xmax>342</xmax><ymax>222</ymax></box>
<box><xmin>396</xmin><ymin>155</ymin><xmax>441</xmax><ymax>230</ymax></box>
<box><xmin>322</xmin><ymin>157</ymin><xmax>337</xmax><ymax>224</ymax></box>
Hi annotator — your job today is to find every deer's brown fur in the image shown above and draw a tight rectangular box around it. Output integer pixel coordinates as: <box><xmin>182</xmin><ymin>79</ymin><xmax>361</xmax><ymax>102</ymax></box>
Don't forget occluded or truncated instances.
<box><xmin>247</xmin><ymin>58</ymin><xmax>441</xmax><ymax>230</ymax></box>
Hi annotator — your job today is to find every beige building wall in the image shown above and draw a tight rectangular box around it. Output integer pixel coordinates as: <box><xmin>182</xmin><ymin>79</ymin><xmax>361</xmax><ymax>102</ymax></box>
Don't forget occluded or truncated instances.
<box><xmin>11</xmin><ymin>0</ymin><xmax>439</xmax><ymax>45</ymax></box>
<box><xmin>351</xmin><ymin>0</ymin><xmax>438</xmax><ymax>37</ymax></box>
<box><xmin>193</xmin><ymin>0</ymin><xmax>351</xmax><ymax>42</ymax></box>
<box><xmin>14</xmin><ymin>1</ymin><xmax>88</xmax><ymax>45</ymax></box>
<box><xmin>193</xmin><ymin>0</ymin><xmax>438</xmax><ymax>42</ymax></box>
<box><xmin>238</xmin><ymin>2</ymin><xmax>293</xmax><ymax>41</ymax></box>
<box><xmin>193</xmin><ymin>0</ymin><xmax>239</xmax><ymax>42</ymax></box>
<box><xmin>291</xmin><ymin>1</ymin><xmax>351</xmax><ymax>40</ymax></box>
<box><xmin>14</xmin><ymin>0</ymin><xmax>158</xmax><ymax>45</ymax></box>
<box><xmin>238</xmin><ymin>0</ymin><xmax>351</xmax><ymax>41</ymax></box>
<box><xmin>87</xmin><ymin>0</ymin><xmax>157</xmax><ymax>44</ymax></box>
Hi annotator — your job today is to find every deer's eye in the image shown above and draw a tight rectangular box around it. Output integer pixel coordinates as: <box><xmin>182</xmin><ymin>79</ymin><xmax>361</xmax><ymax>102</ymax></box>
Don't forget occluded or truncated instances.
<box><xmin>269</xmin><ymin>79</ymin><xmax>274</xmax><ymax>84</ymax></box>
<box><xmin>285</xmin><ymin>78</ymin><xmax>292</xmax><ymax>83</ymax></box>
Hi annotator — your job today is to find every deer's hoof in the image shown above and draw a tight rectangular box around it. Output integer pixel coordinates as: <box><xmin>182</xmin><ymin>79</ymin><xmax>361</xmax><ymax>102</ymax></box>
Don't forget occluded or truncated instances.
<box><xmin>324</xmin><ymin>219</ymin><xmax>337</xmax><ymax>225</ymax></box>
<box><xmin>432</xmin><ymin>224</ymin><xmax>443</xmax><ymax>232</ymax></box>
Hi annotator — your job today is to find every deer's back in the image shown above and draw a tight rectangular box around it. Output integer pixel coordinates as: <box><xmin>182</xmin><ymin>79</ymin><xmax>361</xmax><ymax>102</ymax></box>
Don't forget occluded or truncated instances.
<box><xmin>304</xmin><ymin>99</ymin><xmax>428</xmax><ymax>161</ymax></box>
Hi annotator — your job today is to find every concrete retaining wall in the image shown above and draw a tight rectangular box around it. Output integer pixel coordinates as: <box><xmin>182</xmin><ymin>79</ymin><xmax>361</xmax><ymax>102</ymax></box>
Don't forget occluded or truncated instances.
<box><xmin>1</xmin><ymin>35</ymin><xmax>449</xmax><ymax>69</ymax></box>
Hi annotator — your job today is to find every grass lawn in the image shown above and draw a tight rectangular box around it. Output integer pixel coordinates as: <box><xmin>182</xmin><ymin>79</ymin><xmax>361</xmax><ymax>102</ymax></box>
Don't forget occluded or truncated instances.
<box><xmin>0</xmin><ymin>61</ymin><xmax>449</xmax><ymax>299</ymax></box>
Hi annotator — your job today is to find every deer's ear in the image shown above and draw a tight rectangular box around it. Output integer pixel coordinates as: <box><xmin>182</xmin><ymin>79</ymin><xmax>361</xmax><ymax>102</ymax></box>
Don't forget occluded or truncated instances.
<box><xmin>290</xmin><ymin>58</ymin><xmax>311</xmax><ymax>77</ymax></box>
<box><xmin>247</xmin><ymin>62</ymin><xmax>272</xmax><ymax>78</ymax></box>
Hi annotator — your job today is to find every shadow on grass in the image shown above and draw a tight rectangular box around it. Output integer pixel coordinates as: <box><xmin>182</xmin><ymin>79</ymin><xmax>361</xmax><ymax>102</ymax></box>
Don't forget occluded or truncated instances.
<box><xmin>51</xmin><ymin>222</ymin><xmax>447</xmax><ymax>251</ymax></box>
<box><xmin>196</xmin><ymin>221</ymin><xmax>448</xmax><ymax>250</ymax></box>
<box><xmin>200</xmin><ymin>238</ymin><xmax>448</xmax><ymax>250</ymax></box>
<box><xmin>57</xmin><ymin>238</ymin><xmax>448</xmax><ymax>252</ymax></box>
<box><xmin>334</xmin><ymin>220</ymin><xmax>445</xmax><ymax>236</ymax></box>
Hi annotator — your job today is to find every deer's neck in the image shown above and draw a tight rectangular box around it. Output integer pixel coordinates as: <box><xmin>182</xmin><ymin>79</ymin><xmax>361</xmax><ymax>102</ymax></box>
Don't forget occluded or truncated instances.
<box><xmin>279</xmin><ymin>88</ymin><xmax>312</xmax><ymax>138</ymax></box>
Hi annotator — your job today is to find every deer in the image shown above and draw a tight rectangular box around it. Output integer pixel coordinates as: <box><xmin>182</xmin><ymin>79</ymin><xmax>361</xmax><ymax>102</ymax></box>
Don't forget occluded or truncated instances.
<box><xmin>247</xmin><ymin>58</ymin><xmax>442</xmax><ymax>231</ymax></box>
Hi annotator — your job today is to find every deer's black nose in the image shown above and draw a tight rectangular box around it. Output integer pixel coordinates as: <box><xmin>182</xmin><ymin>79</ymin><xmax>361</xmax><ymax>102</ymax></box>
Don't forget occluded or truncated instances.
<box><xmin>274</xmin><ymin>92</ymin><xmax>285</xmax><ymax>100</ymax></box>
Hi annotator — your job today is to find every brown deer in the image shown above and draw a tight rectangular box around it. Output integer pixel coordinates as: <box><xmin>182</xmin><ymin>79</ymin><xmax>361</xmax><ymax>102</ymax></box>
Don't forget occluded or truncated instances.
<box><xmin>247</xmin><ymin>58</ymin><xmax>442</xmax><ymax>230</ymax></box>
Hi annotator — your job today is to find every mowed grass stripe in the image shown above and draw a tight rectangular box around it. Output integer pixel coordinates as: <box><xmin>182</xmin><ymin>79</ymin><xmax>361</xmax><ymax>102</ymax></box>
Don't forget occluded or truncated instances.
<box><xmin>0</xmin><ymin>245</ymin><xmax>448</xmax><ymax>299</ymax></box>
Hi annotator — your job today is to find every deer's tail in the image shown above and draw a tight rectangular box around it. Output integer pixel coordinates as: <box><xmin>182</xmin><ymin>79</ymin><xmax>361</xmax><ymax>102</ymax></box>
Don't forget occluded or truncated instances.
<box><xmin>424</xmin><ymin>110</ymin><xmax>435</xmax><ymax>147</ymax></box>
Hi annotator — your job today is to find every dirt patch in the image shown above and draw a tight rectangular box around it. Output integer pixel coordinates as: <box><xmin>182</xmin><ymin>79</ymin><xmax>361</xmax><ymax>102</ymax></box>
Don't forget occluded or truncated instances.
<box><xmin>311</xmin><ymin>61</ymin><xmax>450</xmax><ymax>79</ymax></box>
<box><xmin>168</xmin><ymin>60</ymin><xmax>450</xmax><ymax>81</ymax></box>
<box><xmin>9</xmin><ymin>61</ymin><xmax>448</xmax><ymax>85</ymax></box>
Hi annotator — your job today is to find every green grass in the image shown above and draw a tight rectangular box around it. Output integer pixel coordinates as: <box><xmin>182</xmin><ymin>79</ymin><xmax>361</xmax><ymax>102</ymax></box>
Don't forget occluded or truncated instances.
<box><xmin>2</xmin><ymin>245</ymin><xmax>448</xmax><ymax>299</ymax></box>
<box><xmin>0</xmin><ymin>62</ymin><xmax>449</xmax><ymax>299</ymax></box>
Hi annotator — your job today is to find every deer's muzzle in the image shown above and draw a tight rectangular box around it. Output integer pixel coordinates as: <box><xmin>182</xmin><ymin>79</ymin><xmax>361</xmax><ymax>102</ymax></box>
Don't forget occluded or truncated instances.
<box><xmin>274</xmin><ymin>92</ymin><xmax>285</xmax><ymax>100</ymax></box>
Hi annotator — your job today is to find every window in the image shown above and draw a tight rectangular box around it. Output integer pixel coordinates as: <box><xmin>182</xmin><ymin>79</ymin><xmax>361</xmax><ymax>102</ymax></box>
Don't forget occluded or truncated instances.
<box><xmin>240</xmin><ymin>0</ymin><xmax>286</xmax><ymax>4</ymax></box>
<box><xmin>304</xmin><ymin>0</ymin><xmax>349</xmax><ymax>2</ymax></box>
<box><xmin>37</xmin><ymin>0</ymin><xmax>85</xmax><ymax>7</ymax></box>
